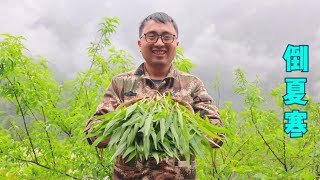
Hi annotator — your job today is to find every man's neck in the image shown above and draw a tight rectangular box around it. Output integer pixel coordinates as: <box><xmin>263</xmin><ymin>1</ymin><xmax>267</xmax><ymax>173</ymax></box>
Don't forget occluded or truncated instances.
<box><xmin>145</xmin><ymin>63</ymin><xmax>171</xmax><ymax>80</ymax></box>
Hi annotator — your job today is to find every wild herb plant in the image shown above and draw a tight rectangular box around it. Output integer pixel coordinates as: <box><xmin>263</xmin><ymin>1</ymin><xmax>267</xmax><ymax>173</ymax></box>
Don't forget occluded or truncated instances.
<box><xmin>87</xmin><ymin>95</ymin><xmax>227</xmax><ymax>165</ymax></box>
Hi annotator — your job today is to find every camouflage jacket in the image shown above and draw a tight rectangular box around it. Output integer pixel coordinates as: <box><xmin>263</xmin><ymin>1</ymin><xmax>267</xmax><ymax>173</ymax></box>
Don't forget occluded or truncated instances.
<box><xmin>84</xmin><ymin>63</ymin><xmax>224</xmax><ymax>179</ymax></box>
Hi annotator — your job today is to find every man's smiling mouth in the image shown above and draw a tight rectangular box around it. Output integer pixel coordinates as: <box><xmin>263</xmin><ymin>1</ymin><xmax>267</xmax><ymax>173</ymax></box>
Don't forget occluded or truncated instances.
<box><xmin>152</xmin><ymin>50</ymin><xmax>167</xmax><ymax>55</ymax></box>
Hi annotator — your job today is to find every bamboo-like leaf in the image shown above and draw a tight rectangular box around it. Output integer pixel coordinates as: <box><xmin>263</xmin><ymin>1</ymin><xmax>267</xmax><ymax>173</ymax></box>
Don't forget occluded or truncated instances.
<box><xmin>143</xmin><ymin>134</ymin><xmax>150</xmax><ymax>160</ymax></box>
<box><xmin>160</xmin><ymin>118</ymin><xmax>165</xmax><ymax>143</ymax></box>
<box><xmin>126</xmin><ymin>122</ymin><xmax>140</xmax><ymax>146</ymax></box>
<box><xmin>91</xmin><ymin>134</ymin><xmax>108</xmax><ymax>147</ymax></box>
<box><xmin>162</xmin><ymin>139</ymin><xmax>174</xmax><ymax>157</ymax></box>
<box><xmin>177</xmin><ymin>108</ymin><xmax>184</xmax><ymax>128</ymax></box>
<box><xmin>122</xmin><ymin>145</ymin><xmax>135</xmax><ymax>159</ymax></box>
<box><xmin>119</xmin><ymin>126</ymin><xmax>132</xmax><ymax>146</ymax></box>
<box><xmin>122</xmin><ymin>113</ymin><xmax>141</xmax><ymax>127</ymax></box>
<box><xmin>103</xmin><ymin>119</ymin><xmax>121</xmax><ymax>136</ymax></box>
<box><xmin>197</xmin><ymin>124</ymin><xmax>221</xmax><ymax>139</ymax></box>
<box><xmin>181</xmin><ymin>136</ymin><xmax>190</xmax><ymax>165</ymax></box>
<box><xmin>111</xmin><ymin>143</ymin><xmax>126</xmax><ymax>160</ymax></box>
<box><xmin>194</xmin><ymin>114</ymin><xmax>229</xmax><ymax>133</ymax></box>
<box><xmin>124</xmin><ymin>103</ymin><xmax>138</xmax><ymax>119</ymax></box>
<box><xmin>151</xmin><ymin>130</ymin><xmax>158</xmax><ymax>150</ymax></box>
<box><xmin>144</xmin><ymin>113</ymin><xmax>153</xmax><ymax>137</ymax></box>
<box><xmin>108</xmin><ymin>126</ymin><xmax>125</xmax><ymax>147</ymax></box>
<box><xmin>125</xmin><ymin>151</ymin><xmax>137</xmax><ymax>163</ymax></box>
<box><xmin>190</xmin><ymin>137</ymin><xmax>205</xmax><ymax>159</ymax></box>
<box><xmin>152</xmin><ymin>152</ymin><xmax>160</xmax><ymax>164</ymax></box>
<box><xmin>139</xmin><ymin>108</ymin><xmax>149</xmax><ymax>128</ymax></box>
<box><xmin>170</xmin><ymin>123</ymin><xmax>180</xmax><ymax>148</ymax></box>
<box><xmin>86</xmin><ymin>129</ymin><xmax>103</xmax><ymax>138</ymax></box>
<box><xmin>165</xmin><ymin>110</ymin><xmax>173</xmax><ymax>133</ymax></box>
<box><xmin>112</xmin><ymin>108</ymin><xmax>126</xmax><ymax>121</ymax></box>
<box><xmin>91</xmin><ymin>110</ymin><xmax>117</xmax><ymax>122</ymax></box>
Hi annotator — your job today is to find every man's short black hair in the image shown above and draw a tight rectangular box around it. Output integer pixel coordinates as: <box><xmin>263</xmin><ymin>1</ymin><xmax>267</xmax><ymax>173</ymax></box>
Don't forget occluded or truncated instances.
<box><xmin>139</xmin><ymin>12</ymin><xmax>179</xmax><ymax>38</ymax></box>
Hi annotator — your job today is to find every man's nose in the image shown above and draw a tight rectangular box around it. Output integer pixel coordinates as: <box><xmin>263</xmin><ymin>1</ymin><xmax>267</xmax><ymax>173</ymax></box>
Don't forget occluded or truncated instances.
<box><xmin>154</xmin><ymin>36</ymin><xmax>165</xmax><ymax>46</ymax></box>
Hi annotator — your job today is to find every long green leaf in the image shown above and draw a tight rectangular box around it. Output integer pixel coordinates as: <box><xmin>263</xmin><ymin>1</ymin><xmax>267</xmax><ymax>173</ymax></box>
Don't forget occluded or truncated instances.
<box><xmin>124</xmin><ymin>103</ymin><xmax>138</xmax><ymax>119</ymax></box>
<box><xmin>151</xmin><ymin>130</ymin><xmax>158</xmax><ymax>150</ymax></box>
<box><xmin>160</xmin><ymin>118</ymin><xmax>165</xmax><ymax>143</ymax></box>
<box><xmin>111</xmin><ymin>143</ymin><xmax>126</xmax><ymax>160</ymax></box>
<box><xmin>91</xmin><ymin>134</ymin><xmax>108</xmax><ymax>147</ymax></box>
<box><xmin>119</xmin><ymin>126</ymin><xmax>132</xmax><ymax>146</ymax></box>
<box><xmin>125</xmin><ymin>151</ymin><xmax>137</xmax><ymax>163</ymax></box>
<box><xmin>170</xmin><ymin>123</ymin><xmax>180</xmax><ymax>148</ymax></box>
<box><xmin>152</xmin><ymin>152</ymin><xmax>160</xmax><ymax>164</ymax></box>
<box><xmin>122</xmin><ymin>113</ymin><xmax>141</xmax><ymax>127</ymax></box>
<box><xmin>108</xmin><ymin>126</ymin><xmax>125</xmax><ymax>148</ymax></box>
<box><xmin>122</xmin><ymin>145</ymin><xmax>135</xmax><ymax>159</ymax></box>
<box><xmin>126</xmin><ymin>122</ymin><xmax>140</xmax><ymax>146</ymax></box>
<box><xmin>144</xmin><ymin>113</ymin><xmax>153</xmax><ymax>137</ymax></box>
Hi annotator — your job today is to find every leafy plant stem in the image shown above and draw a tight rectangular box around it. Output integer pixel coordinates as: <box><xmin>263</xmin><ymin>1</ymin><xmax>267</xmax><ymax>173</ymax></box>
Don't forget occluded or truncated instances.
<box><xmin>249</xmin><ymin>105</ymin><xmax>286</xmax><ymax>171</ymax></box>
<box><xmin>6</xmin><ymin>76</ymin><xmax>38</xmax><ymax>162</ymax></box>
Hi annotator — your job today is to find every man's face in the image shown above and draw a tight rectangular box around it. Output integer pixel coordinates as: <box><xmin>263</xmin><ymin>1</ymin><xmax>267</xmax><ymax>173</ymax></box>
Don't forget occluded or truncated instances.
<box><xmin>138</xmin><ymin>20</ymin><xmax>179</xmax><ymax>68</ymax></box>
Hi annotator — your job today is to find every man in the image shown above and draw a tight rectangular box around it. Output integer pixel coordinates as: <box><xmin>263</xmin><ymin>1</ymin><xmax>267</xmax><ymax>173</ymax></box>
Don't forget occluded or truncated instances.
<box><xmin>84</xmin><ymin>12</ymin><xmax>224</xmax><ymax>180</ymax></box>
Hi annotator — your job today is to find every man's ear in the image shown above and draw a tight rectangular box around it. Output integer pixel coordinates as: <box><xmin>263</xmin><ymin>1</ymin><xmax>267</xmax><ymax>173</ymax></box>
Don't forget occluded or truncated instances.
<box><xmin>175</xmin><ymin>39</ymin><xmax>179</xmax><ymax>46</ymax></box>
<box><xmin>138</xmin><ymin>40</ymin><xmax>142</xmax><ymax>52</ymax></box>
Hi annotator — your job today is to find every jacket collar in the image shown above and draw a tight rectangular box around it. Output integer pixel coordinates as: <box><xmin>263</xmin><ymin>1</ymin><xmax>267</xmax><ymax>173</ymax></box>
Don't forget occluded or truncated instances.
<box><xmin>134</xmin><ymin>62</ymin><xmax>178</xmax><ymax>80</ymax></box>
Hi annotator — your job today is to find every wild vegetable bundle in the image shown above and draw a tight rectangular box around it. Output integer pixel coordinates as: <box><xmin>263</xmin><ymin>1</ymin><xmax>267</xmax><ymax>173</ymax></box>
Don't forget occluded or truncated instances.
<box><xmin>87</xmin><ymin>95</ymin><xmax>227</xmax><ymax>164</ymax></box>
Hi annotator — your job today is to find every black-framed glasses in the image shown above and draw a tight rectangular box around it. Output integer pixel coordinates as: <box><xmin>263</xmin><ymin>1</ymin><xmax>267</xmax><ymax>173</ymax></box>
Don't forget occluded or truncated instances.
<box><xmin>141</xmin><ymin>32</ymin><xmax>177</xmax><ymax>44</ymax></box>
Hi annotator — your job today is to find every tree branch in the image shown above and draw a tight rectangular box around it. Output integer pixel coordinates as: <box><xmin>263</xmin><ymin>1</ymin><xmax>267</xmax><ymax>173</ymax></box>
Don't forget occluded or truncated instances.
<box><xmin>6</xmin><ymin>76</ymin><xmax>38</xmax><ymax>162</ymax></box>
<box><xmin>249</xmin><ymin>105</ymin><xmax>286</xmax><ymax>170</ymax></box>
<box><xmin>14</xmin><ymin>157</ymin><xmax>79</xmax><ymax>179</ymax></box>
<box><xmin>22</xmin><ymin>63</ymin><xmax>57</xmax><ymax>166</ymax></box>
<box><xmin>282</xmin><ymin>104</ymin><xmax>288</xmax><ymax>171</ymax></box>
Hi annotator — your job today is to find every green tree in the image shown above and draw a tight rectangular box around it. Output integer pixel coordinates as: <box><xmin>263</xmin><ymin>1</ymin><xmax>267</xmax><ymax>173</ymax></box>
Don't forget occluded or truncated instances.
<box><xmin>0</xmin><ymin>16</ymin><xmax>197</xmax><ymax>179</ymax></box>
<box><xmin>196</xmin><ymin>69</ymin><xmax>319</xmax><ymax>179</ymax></box>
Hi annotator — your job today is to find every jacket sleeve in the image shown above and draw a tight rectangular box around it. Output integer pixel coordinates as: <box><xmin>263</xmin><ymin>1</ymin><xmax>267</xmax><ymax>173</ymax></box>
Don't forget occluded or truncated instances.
<box><xmin>191</xmin><ymin>78</ymin><xmax>225</xmax><ymax>148</ymax></box>
<box><xmin>83</xmin><ymin>78</ymin><xmax>122</xmax><ymax>148</ymax></box>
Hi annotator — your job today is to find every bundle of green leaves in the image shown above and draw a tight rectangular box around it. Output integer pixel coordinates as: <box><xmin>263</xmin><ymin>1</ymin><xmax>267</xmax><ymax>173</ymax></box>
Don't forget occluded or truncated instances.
<box><xmin>86</xmin><ymin>95</ymin><xmax>227</xmax><ymax>164</ymax></box>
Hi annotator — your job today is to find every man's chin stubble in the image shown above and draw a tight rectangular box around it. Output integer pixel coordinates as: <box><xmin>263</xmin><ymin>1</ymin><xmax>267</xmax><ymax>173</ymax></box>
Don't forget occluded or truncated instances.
<box><xmin>149</xmin><ymin>61</ymin><xmax>169</xmax><ymax>68</ymax></box>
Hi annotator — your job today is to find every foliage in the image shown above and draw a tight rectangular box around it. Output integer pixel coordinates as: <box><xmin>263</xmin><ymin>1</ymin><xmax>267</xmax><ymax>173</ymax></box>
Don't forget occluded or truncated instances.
<box><xmin>196</xmin><ymin>69</ymin><xmax>319</xmax><ymax>179</ymax></box>
<box><xmin>173</xmin><ymin>47</ymin><xmax>195</xmax><ymax>73</ymax></box>
<box><xmin>0</xmin><ymin>16</ymin><xmax>319</xmax><ymax>180</ymax></box>
<box><xmin>88</xmin><ymin>95</ymin><xmax>227</xmax><ymax>165</ymax></box>
<box><xmin>0</xmin><ymin>17</ymin><xmax>134</xmax><ymax>179</ymax></box>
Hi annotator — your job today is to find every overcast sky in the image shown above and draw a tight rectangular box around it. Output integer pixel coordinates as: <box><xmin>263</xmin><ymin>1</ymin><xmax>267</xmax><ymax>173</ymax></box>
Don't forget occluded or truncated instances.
<box><xmin>1</xmin><ymin>0</ymin><xmax>320</xmax><ymax>107</ymax></box>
